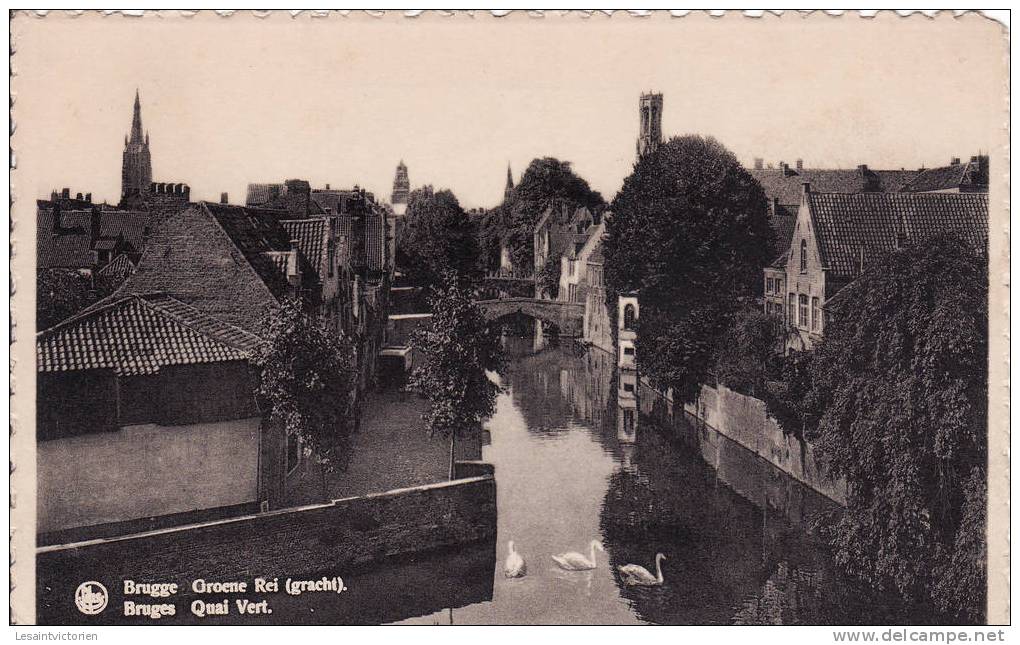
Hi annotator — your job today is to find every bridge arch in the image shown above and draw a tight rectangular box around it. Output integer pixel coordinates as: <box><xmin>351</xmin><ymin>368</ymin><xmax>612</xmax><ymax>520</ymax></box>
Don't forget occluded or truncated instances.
<box><xmin>475</xmin><ymin>298</ymin><xmax>584</xmax><ymax>337</ymax></box>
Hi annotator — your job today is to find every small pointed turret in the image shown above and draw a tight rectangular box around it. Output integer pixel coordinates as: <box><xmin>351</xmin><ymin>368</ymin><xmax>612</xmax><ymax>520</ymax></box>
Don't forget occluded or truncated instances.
<box><xmin>504</xmin><ymin>163</ymin><xmax>515</xmax><ymax>201</ymax></box>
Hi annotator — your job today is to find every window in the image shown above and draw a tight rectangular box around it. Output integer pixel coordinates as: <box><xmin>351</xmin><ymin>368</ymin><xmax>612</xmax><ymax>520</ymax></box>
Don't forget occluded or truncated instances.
<box><xmin>623</xmin><ymin>304</ymin><xmax>636</xmax><ymax>330</ymax></box>
<box><xmin>766</xmin><ymin>277</ymin><xmax>773</xmax><ymax>294</ymax></box>
<box><xmin>800</xmin><ymin>239</ymin><xmax>808</xmax><ymax>273</ymax></box>
<box><xmin>286</xmin><ymin>432</ymin><xmax>301</xmax><ymax>474</ymax></box>
<box><xmin>799</xmin><ymin>294</ymin><xmax>809</xmax><ymax>328</ymax></box>
<box><xmin>624</xmin><ymin>346</ymin><xmax>635</xmax><ymax>356</ymax></box>
<box><xmin>788</xmin><ymin>293</ymin><xmax>796</xmax><ymax>325</ymax></box>
<box><xmin>811</xmin><ymin>297</ymin><xmax>820</xmax><ymax>332</ymax></box>
<box><xmin>623</xmin><ymin>382</ymin><xmax>635</xmax><ymax>393</ymax></box>
<box><xmin>776</xmin><ymin>278</ymin><xmax>782</xmax><ymax>293</ymax></box>
<box><xmin>327</xmin><ymin>241</ymin><xmax>336</xmax><ymax>278</ymax></box>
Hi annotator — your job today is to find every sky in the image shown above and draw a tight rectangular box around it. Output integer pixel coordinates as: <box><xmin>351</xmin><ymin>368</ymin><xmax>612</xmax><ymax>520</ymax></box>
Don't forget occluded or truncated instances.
<box><xmin>12</xmin><ymin>12</ymin><xmax>1007</xmax><ymax>210</ymax></box>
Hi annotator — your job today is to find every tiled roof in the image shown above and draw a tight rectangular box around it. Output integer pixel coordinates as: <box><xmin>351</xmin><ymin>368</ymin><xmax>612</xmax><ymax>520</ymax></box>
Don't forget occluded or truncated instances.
<box><xmin>768</xmin><ymin>207</ymin><xmax>797</xmax><ymax>257</ymax></box>
<box><xmin>768</xmin><ymin>252</ymin><xmax>788</xmax><ymax>269</ymax></box>
<box><xmin>106</xmin><ymin>204</ymin><xmax>299</xmax><ymax>334</ymax></box>
<box><xmin>366</xmin><ymin>212</ymin><xmax>385</xmax><ymax>272</ymax></box>
<box><xmin>749</xmin><ymin>168</ymin><xmax>919</xmax><ymax>205</ymax></box>
<box><xmin>900</xmin><ymin>159</ymin><xmax>987</xmax><ymax>193</ymax></box>
<box><xmin>281</xmin><ymin>218</ymin><xmax>327</xmax><ymax>272</ymax></box>
<box><xmin>95</xmin><ymin>253</ymin><xmax>135</xmax><ymax>280</ymax></box>
<box><xmin>203</xmin><ymin>202</ymin><xmax>295</xmax><ymax>298</ymax></box>
<box><xmin>37</xmin><ymin>293</ymin><xmax>262</xmax><ymax>376</ymax></box>
<box><xmin>36</xmin><ymin>208</ymin><xmax>152</xmax><ymax>269</ymax></box>
<box><xmin>246</xmin><ymin>183</ymin><xmax>284</xmax><ymax>207</ymax></box>
<box><xmin>335</xmin><ymin>215</ymin><xmax>352</xmax><ymax>265</ymax></box>
<box><xmin>809</xmin><ymin>192</ymin><xmax>988</xmax><ymax>281</ymax></box>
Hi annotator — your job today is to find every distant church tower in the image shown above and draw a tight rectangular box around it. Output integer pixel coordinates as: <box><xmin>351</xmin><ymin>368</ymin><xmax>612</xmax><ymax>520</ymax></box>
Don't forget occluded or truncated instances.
<box><xmin>121</xmin><ymin>90</ymin><xmax>152</xmax><ymax>206</ymax></box>
<box><xmin>504</xmin><ymin>163</ymin><xmax>515</xmax><ymax>201</ymax></box>
<box><xmin>391</xmin><ymin>160</ymin><xmax>410</xmax><ymax>215</ymax></box>
<box><xmin>636</xmin><ymin>92</ymin><xmax>663</xmax><ymax>160</ymax></box>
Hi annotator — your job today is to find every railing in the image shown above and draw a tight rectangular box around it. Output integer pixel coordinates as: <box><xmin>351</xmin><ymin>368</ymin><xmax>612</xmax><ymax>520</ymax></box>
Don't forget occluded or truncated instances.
<box><xmin>483</xmin><ymin>269</ymin><xmax>535</xmax><ymax>282</ymax></box>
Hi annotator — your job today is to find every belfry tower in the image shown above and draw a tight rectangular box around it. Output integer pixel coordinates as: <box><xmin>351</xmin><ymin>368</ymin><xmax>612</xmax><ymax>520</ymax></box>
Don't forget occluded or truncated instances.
<box><xmin>636</xmin><ymin>92</ymin><xmax>663</xmax><ymax>160</ymax></box>
<box><xmin>391</xmin><ymin>160</ymin><xmax>410</xmax><ymax>214</ymax></box>
<box><xmin>121</xmin><ymin>90</ymin><xmax>152</xmax><ymax>205</ymax></box>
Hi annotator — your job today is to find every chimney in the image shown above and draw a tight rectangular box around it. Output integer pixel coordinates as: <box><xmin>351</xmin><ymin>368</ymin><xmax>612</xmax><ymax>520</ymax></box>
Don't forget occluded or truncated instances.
<box><xmin>75</xmin><ymin>192</ymin><xmax>83</xmax><ymax>201</ymax></box>
<box><xmin>89</xmin><ymin>208</ymin><xmax>101</xmax><ymax>243</ymax></box>
<box><xmin>796</xmin><ymin>159</ymin><xmax>803</xmax><ymax>170</ymax></box>
<box><xmin>951</xmin><ymin>157</ymin><xmax>961</xmax><ymax>165</ymax></box>
<box><xmin>325</xmin><ymin>183</ymin><xmax>330</xmax><ymax>190</ymax></box>
<box><xmin>858</xmin><ymin>164</ymin><xmax>869</xmax><ymax>172</ymax></box>
<box><xmin>61</xmin><ymin>188</ymin><xmax>70</xmax><ymax>199</ymax></box>
<box><xmin>85</xmin><ymin>193</ymin><xmax>92</xmax><ymax>203</ymax></box>
<box><xmin>220</xmin><ymin>192</ymin><xmax>229</xmax><ymax>204</ymax></box>
<box><xmin>753</xmin><ymin>157</ymin><xmax>764</xmax><ymax>170</ymax></box>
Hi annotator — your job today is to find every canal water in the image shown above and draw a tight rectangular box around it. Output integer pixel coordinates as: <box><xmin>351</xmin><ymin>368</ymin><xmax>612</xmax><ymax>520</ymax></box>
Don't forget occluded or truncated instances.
<box><xmin>380</xmin><ymin>332</ymin><xmax>939</xmax><ymax>625</ymax></box>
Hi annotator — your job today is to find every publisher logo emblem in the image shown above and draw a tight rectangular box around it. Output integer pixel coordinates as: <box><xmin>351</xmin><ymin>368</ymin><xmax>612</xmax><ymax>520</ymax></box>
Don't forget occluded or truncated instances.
<box><xmin>74</xmin><ymin>581</ymin><xmax>108</xmax><ymax>615</ymax></box>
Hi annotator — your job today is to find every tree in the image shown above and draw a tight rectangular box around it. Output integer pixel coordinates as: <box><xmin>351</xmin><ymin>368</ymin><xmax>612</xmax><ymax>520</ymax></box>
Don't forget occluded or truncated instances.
<box><xmin>807</xmin><ymin>233</ymin><xmax>987</xmax><ymax>622</ymax></box>
<box><xmin>604</xmin><ymin>135</ymin><xmax>774</xmax><ymax>402</ymax></box>
<box><xmin>500</xmin><ymin>157</ymin><xmax>605</xmax><ymax>269</ymax></box>
<box><xmin>253</xmin><ymin>298</ymin><xmax>357</xmax><ymax>495</ymax></box>
<box><xmin>37</xmin><ymin>268</ymin><xmax>125</xmax><ymax>330</ymax></box>
<box><xmin>537</xmin><ymin>251</ymin><xmax>563</xmax><ymax>299</ymax></box>
<box><xmin>409</xmin><ymin>271</ymin><xmax>505</xmax><ymax>479</ymax></box>
<box><xmin>712</xmin><ymin>305</ymin><xmax>789</xmax><ymax>397</ymax></box>
<box><xmin>397</xmin><ymin>186</ymin><xmax>482</xmax><ymax>288</ymax></box>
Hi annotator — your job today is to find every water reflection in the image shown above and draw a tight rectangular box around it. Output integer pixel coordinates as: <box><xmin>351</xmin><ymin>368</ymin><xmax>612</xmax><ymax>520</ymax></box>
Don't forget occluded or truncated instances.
<box><xmin>39</xmin><ymin>323</ymin><xmax>942</xmax><ymax>625</ymax></box>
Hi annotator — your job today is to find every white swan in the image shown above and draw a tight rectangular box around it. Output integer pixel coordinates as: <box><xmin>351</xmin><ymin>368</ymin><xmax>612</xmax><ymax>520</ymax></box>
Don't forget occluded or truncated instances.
<box><xmin>552</xmin><ymin>539</ymin><xmax>605</xmax><ymax>571</ymax></box>
<box><xmin>618</xmin><ymin>553</ymin><xmax>666</xmax><ymax>586</ymax></box>
<box><xmin>504</xmin><ymin>540</ymin><xmax>527</xmax><ymax>578</ymax></box>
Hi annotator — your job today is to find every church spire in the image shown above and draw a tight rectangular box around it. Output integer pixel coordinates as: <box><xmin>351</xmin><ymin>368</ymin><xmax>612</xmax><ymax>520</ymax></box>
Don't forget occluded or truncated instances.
<box><xmin>121</xmin><ymin>89</ymin><xmax>152</xmax><ymax>206</ymax></box>
<box><xmin>504</xmin><ymin>163</ymin><xmax>514</xmax><ymax>201</ymax></box>
<box><xmin>130</xmin><ymin>89</ymin><xmax>144</xmax><ymax>145</ymax></box>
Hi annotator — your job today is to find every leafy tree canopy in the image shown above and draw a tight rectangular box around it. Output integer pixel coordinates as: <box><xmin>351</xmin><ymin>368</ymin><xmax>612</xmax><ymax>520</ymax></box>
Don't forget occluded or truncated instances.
<box><xmin>807</xmin><ymin>233</ymin><xmax>988</xmax><ymax>622</ymax></box>
<box><xmin>498</xmin><ymin>157</ymin><xmax>605</xmax><ymax>269</ymax></box>
<box><xmin>712</xmin><ymin>305</ymin><xmax>790</xmax><ymax>397</ymax></box>
<box><xmin>253</xmin><ymin>298</ymin><xmax>357</xmax><ymax>475</ymax></box>
<box><xmin>397</xmin><ymin>186</ymin><xmax>482</xmax><ymax>288</ymax></box>
<box><xmin>409</xmin><ymin>271</ymin><xmax>505</xmax><ymax>477</ymax></box>
<box><xmin>604</xmin><ymin>135</ymin><xmax>774</xmax><ymax>401</ymax></box>
<box><xmin>37</xmin><ymin>269</ymin><xmax>125</xmax><ymax>331</ymax></box>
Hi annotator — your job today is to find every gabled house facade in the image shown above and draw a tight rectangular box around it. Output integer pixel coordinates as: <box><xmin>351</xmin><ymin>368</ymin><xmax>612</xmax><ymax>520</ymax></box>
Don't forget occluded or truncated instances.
<box><xmin>772</xmin><ymin>183</ymin><xmax>989</xmax><ymax>351</ymax></box>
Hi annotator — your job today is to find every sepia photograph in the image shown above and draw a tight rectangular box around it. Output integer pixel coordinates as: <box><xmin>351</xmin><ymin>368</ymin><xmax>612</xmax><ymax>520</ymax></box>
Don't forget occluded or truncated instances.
<box><xmin>8</xmin><ymin>9</ymin><xmax>1010</xmax><ymax>632</ymax></box>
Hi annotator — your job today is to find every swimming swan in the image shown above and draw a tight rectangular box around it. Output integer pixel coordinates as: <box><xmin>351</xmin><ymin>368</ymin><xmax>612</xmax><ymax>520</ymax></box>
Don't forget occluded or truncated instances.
<box><xmin>617</xmin><ymin>553</ymin><xmax>666</xmax><ymax>586</ymax></box>
<box><xmin>504</xmin><ymin>540</ymin><xmax>527</xmax><ymax>578</ymax></box>
<box><xmin>552</xmin><ymin>539</ymin><xmax>605</xmax><ymax>571</ymax></box>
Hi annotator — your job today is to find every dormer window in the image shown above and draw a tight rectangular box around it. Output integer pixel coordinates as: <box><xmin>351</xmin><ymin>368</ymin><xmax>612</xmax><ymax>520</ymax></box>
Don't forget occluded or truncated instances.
<box><xmin>800</xmin><ymin>239</ymin><xmax>807</xmax><ymax>273</ymax></box>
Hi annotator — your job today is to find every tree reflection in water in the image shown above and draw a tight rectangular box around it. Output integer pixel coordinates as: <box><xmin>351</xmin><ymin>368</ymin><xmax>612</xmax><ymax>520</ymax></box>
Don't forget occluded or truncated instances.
<box><xmin>605</xmin><ymin>389</ymin><xmax>945</xmax><ymax>625</ymax></box>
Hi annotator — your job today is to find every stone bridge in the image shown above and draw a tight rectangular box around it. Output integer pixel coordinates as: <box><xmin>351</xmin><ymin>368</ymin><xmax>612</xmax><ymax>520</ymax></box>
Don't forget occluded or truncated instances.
<box><xmin>475</xmin><ymin>298</ymin><xmax>584</xmax><ymax>337</ymax></box>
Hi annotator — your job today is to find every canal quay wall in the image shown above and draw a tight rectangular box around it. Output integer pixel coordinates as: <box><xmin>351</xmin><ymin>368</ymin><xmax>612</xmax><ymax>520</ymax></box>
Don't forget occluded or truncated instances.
<box><xmin>37</xmin><ymin>464</ymin><xmax>496</xmax><ymax>620</ymax></box>
<box><xmin>641</xmin><ymin>378</ymin><xmax>846</xmax><ymax>506</ymax></box>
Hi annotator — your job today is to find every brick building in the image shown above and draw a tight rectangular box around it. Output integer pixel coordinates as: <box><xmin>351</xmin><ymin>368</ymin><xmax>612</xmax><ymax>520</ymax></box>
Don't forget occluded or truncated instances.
<box><xmin>770</xmin><ymin>185</ymin><xmax>988</xmax><ymax>351</ymax></box>
<box><xmin>36</xmin><ymin>293</ymin><xmax>273</xmax><ymax>543</ymax></box>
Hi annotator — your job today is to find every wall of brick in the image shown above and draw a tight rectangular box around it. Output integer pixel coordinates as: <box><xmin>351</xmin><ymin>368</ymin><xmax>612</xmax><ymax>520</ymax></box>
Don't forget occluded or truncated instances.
<box><xmin>641</xmin><ymin>379</ymin><xmax>846</xmax><ymax>505</ymax></box>
<box><xmin>37</xmin><ymin>470</ymin><xmax>497</xmax><ymax>624</ymax></box>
